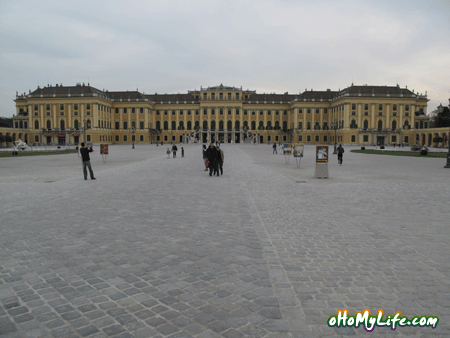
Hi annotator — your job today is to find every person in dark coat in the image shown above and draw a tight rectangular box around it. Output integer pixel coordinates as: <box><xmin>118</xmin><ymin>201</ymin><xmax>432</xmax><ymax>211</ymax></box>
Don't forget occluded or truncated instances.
<box><xmin>337</xmin><ymin>144</ymin><xmax>344</xmax><ymax>166</ymax></box>
<box><xmin>80</xmin><ymin>142</ymin><xmax>96</xmax><ymax>180</ymax></box>
<box><xmin>216</xmin><ymin>146</ymin><xmax>224</xmax><ymax>175</ymax></box>
<box><xmin>172</xmin><ymin>144</ymin><xmax>178</xmax><ymax>158</ymax></box>
<box><xmin>206</xmin><ymin>143</ymin><xmax>219</xmax><ymax>176</ymax></box>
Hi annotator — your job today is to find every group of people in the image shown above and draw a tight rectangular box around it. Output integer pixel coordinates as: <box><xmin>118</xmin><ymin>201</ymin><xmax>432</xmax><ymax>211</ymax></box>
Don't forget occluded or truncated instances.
<box><xmin>167</xmin><ymin>144</ymin><xmax>184</xmax><ymax>158</ymax></box>
<box><xmin>203</xmin><ymin>143</ymin><xmax>224</xmax><ymax>176</ymax></box>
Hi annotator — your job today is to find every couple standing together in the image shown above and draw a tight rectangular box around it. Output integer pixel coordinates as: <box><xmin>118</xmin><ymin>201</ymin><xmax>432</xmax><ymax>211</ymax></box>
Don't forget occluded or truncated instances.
<box><xmin>203</xmin><ymin>144</ymin><xmax>224</xmax><ymax>176</ymax></box>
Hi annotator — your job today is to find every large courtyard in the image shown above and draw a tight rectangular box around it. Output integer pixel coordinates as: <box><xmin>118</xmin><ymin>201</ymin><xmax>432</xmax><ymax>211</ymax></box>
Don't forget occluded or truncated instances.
<box><xmin>0</xmin><ymin>143</ymin><xmax>449</xmax><ymax>337</ymax></box>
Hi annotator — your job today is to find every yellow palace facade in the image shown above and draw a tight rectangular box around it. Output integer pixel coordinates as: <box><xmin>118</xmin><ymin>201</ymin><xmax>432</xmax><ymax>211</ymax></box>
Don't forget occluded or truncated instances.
<box><xmin>13</xmin><ymin>83</ymin><xmax>432</xmax><ymax>147</ymax></box>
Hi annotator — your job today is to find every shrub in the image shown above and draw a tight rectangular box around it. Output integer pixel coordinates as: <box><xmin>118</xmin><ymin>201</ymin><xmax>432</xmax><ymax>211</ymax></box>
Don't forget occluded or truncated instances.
<box><xmin>380</xmin><ymin>146</ymin><xmax>385</xmax><ymax>149</ymax></box>
<box><xmin>420</xmin><ymin>149</ymin><xmax>428</xmax><ymax>156</ymax></box>
<box><xmin>361</xmin><ymin>147</ymin><xmax>365</xmax><ymax>150</ymax></box>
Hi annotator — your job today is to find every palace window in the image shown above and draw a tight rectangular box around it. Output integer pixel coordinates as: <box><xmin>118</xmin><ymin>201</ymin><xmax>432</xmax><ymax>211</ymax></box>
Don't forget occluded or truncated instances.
<box><xmin>203</xmin><ymin>93</ymin><xmax>207</xmax><ymax>100</ymax></box>
<box><xmin>298</xmin><ymin>122</ymin><xmax>303</xmax><ymax>129</ymax></box>
<box><xmin>196</xmin><ymin>109</ymin><xmax>199</xmax><ymax>115</ymax></box>
<box><xmin>393</xmin><ymin>104</ymin><xmax>397</xmax><ymax>111</ymax></box>
<box><xmin>211</xmin><ymin>108</ymin><xmax>215</xmax><ymax>115</ymax></box>
<box><xmin>324</xmin><ymin>135</ymin><xmax>327</xmax><ymax>142</ymax></box>
<box><xmin>236</xmin><ymin>109</ymin><xmax>239</xmax><ymax>115</ymax></box>
<box><xmin>244</xmin><ymin>110</ymin><xmax>247</xmax><ymax>115</ymax></box>
<box><xmin>307</xmin><ymin>122</ymin><xmax>311</xmax><ymax>130</ymax></box>
<box><xmin>404</xmin><ymin>136</ymin><xmax>409</xmax><ymax>143</ymax></box>
<box><xmin>156</xmin><ymin>110</ymin><xmax>160</xmax><ymax>115</ymax></box>
<box><xmin>172</xmin><ymin>121</ymin><xmax>176</xmax><ymax>130</ymax></box>
<box><xmin>352</xmin><ymin>103</ymin><xmax>356</xmax><ymax>110</ymax></box>
<box><xmin>74</xmin><ymin>111</ymin><xmax>78</xmax><ymax>115</ymax></box>
<box><xmin>392</xmin><ymin>135</ymin><xmax>397</xmax><ymax>143</ymax></box>
<box><xmin>86</xmin><ymin>135</ymin><xmax>91</xmax><ymax>142</ymax></box>
<box><xmin>187</xmin><ymin>121</ymin><xmax>192</xmax><ymax>130</ymax></box>
<box><xmin>405</xmin><ymin>104</ymin><xmax>409</xmax><ymax>111</ymax></box>
<box><xmin>74</xmin><ymin>104</ymin><xmax>78</xmax><ymax>110</ymax></box>
<box><xmin>115</xmin><ymin>135</ymin><xmax>119</xmax><ymax>141</ymax></box>
<box><xmin>351</xmin><ymin>135</ymin><xmax>356</xmax><ymax>142</ymax></box>
<box><xmin>115</xmin><ymin>122</ymin><xmax>119</xmax><ymax>130</ymax></box>
<box><xmin>172</xmin><ymin>110</ymin><xmax>175</xmax><ymax>115</ymax></box>
<box><xmin>60</xmin><ymin>104</ymin><xmax>64</xmax><ymax>110</ymax></box>
<box><xmin>123</xmin><ymin>122</ymin><xmax>128</xmax><ymax>129</ymax></box>
<box><xmin>228</xmin><ymin>93</ymin><xmax>232</xmax><ymax>99</ymax></box>
<box><xmin>164</xmin><ymin>110</ymin><xmax>167</xmax><ymax>115</ymax></box>
<box><xmin>132</xmin><ymin>135</ymin><xmax>135</xmax><ymax>142</ymax></box>
<box><xmin>124</xmin><ymin>108</ymin><xmax>127</xmax><ymax>113</ymax></box>
<box><xmin>315</xmin><ymin>135</ymin><xmax>319</xmax><ymax>142</ymax></box>
<box><xmin>363</xmin><ymin>135</ymin><xmax>369</xmax><ymax>142</ymax></box>
<box><xmin>188</xmin><ymin>109</ymin><xmax>191</xmax><ymax>115</ymax></box>
<box><xmin>60</xmin><ymin>111</ymin><xmax>64</xmax><ymax>116</ymax></box>
<box><xmin>352</xmin><ymin>111</ymin><xmax>356</xmax><ymax>115</ymax></box>
<box><xmin>236</xmin><ymin>93</ymin><xmax>239</xmax><ymax>100</ymax></box>
<box><xmin>204</xmin><ymin>108</ymin><xmax>207</xmax><ymax>115</ymax></box>
<box><xmin>46</xmin><ymin>104</ymin><xmax>50</xmax><ymax>110</ymax></box>
<box><xmin>180</xmin><ymin>109</ymin><xmax>183</xmax><ymax>115</ymax></box>
<box><xmin>299</xmin><ymin>108</ymin><xmax>303</xmax><ymax>114</ymax></box>
<box><xmin>220</xmin><ymin>93</ymin><xmax>223</xmax><ymax>99</ymax></box>
<box><xmin>252</xmin><ymin>110</ymin><xmax>255</xmax><ymax>115</ymax></box>
<box><xmin>164</xmin><ymin>121</ymin><xmax>168</xmax><ymax>130</ymax></box>
<box><xmin>211</xmin><ymin>93</ymin><xmax>215</xmax><ymax>99</ymax></box>
<box><xmin>379</xmin><ymin>104</ymin><xmax>383</xmax><ymax>110</ymax></box>
<box><xmin>124</xmin><ymin>135</ymin><xmax>127</xmax><ymax>141</ymax></box>
<box><xmin>140</xmin><ymin>135</ymin><xmax>144</xmax><ymax>141</ymax></box>
<box><xmin>363</xmin><ymin>120</ymin><xmax>368</xmax><ymax>129</ymax></box>
<box><xmin>324</xmin><ymin>108</ymin><xmax>327</xmax><ymax>114</ymax></box>
<box><xmin>307</xmin><ymin>108</ymin><xmax>311</xmax><ymax>114</ymax></box>
<box><xmin>228</xmin><ymin>109</ymin><xmax>232</xmax><ymax>115</ymax></box>
<box><xmin>140</xmin><ymin>121</ymin><xmax>144</xmax><ymax>129</ymax></box>
<box><xmin>284</xmin><ymin>110</ymin><xmax>287</xmax><ymax>115</ymax></box>
<box><xmin>316</xmin><ymin>108</ymin><xmax>319</xmax><ymax>114</ymax></box>
<box><xmin>260</xmin><ymin>110</ymin><xmax>263</xmax><ymax>115</ymax></box>
<box><xmin>307</xmin><ymin>135</ymin><xmax>311</xmax><ymax>142</ymax></box>
<box><xmin>220</xmin><ymin>108</ymin><xmax>223</xmax><ymax>115</ymax></box>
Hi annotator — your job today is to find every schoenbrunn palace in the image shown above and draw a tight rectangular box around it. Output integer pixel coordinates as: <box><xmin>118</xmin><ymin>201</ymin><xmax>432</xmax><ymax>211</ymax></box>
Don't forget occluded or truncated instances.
<box><xmin>13</xmin><ymin>83</ymin><xmax>431</xmax><ymax>146</ymax></box>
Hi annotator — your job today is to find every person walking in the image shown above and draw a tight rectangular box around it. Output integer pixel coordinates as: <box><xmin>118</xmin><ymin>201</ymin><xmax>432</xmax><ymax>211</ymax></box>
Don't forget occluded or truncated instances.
<box><xmin>202</xmin><ymin>144</ymin><xmax>208</xmax><ymax>171</ymax></box>
<box><xmin>172</xmin><ymin>144</ymin><xmax>178</xmax><ymax>158</ymax></box>
<box><xmin>337</xmin><ymin>144</ymin><xmax>344</xmax><ymax>166</ymax></box>
<box><xmin>181</xmin><ymin>147</ymin><xmax>184</xmax><ymax>157</ymax></box>
<box><xmin>80</xmin><ymin>142</ymin><xmax>96</xmax><ymax>180</ymax></box>
<box><xmin>206</xmin><ymin>143</ymin><xmax>219</xmax><ymax>176</ymax></box>
<box><xmin>166</xmin><ymin>148</ymin><xmax>171</xmax><ymax>158</ymax></box>
<box><xmin>273</xmin><ymin>143</ymin><xmax>277</xmax><ymax>154</ymax></box>
<box><xmin>217</xmin><ymin>145</ymin><xmax>224</xmax><ymax>175</ymax></box>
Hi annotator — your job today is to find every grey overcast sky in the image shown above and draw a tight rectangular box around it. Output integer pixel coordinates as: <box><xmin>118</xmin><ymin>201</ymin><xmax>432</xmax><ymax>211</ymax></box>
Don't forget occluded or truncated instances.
<box><xmin>1</xmin><ymin>0</ymin><xmax>449</xmax><ymax>117</ymax></box>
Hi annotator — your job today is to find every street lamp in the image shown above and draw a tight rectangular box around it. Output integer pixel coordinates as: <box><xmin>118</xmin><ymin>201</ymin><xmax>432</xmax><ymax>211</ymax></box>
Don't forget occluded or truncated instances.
<box><xmin>331</xmin><ymin>119</ymin><xmax>338</xmax><ymax>154</ymax></box>
<box><xmin>83</xmin><ymin>119</ymin><xmax>90</xmax><ymax>144</ymax></box>
<box><xmin>130</xmin><ymin>127</ymin><xmax>136</xmax><ymax>149</ymax></box>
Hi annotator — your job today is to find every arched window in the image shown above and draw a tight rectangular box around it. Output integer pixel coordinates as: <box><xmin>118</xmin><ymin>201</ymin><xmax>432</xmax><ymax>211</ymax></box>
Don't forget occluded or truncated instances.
<box><xmin>351</xmin><ymin>119</ymin><xmax>356</xmax><ymax>128</ymax></box>
<box><xmin>219</xmin><ymin>120</ymin><xmax>224</xmax><ymax>130</ymax></box>
<box><xmin>19</xmin><ymin>120</ymin><xmax>23</xmax><ymax>128</ymax></box>
<box><xmin>251</xmin><ymin>121</ymin><xmax>256</xmax><ymax>130</ymax></box>
<box><xmin>266</xmin><ymin>121</ymin><xmax>272</xmax><ymax>130</ymax></box>
<box><xmin>34</xmin><ymin>120</ymin><xmax>39</xmax><ymax>130</ymax></box>
<box><xmin>392</xmin><ymin>120</ymin><xmax>397</xmax><ymax>130</ymax></box>
<box><xmin>163</xmin><ymin>121</ymin><xmax>168</xmax><ymax>130</ymax></box>
<box><xmin>227</xmin><ymin>120</ymin><xmax>232</xmax><ymax>130</ymax></box>
<box><xmin>235</xmin><ymin>120</ymin><xmax>240</xmax><ymax>130</ymax></box>
<box><xmin>171</xmin><ymin>121</ymin><xmax>176</xmax><ymax>130</ymax></box>
<box><xmin>194</xmin><ymin>121</ymin><xmax>200</xmax><ymax>129</ymax></box>
<box><xmin>404</xmin><ymin>120</ymin><xmax>409</xmax><ymax>129</ymax></box>
<box><xmin>74</xmin><ymin>120</ymin><xmax>79</xmax><ymax>130</ymax></box>
<box><xmin>203</xmin><ymin>120</ymin><xmax>208</xmax><ymax>129</ymax></box>
<box><xmin>47</xmin><ymin>120</ymin><xmax>51</xmax><ymax>129</ymax></box>
<box><xmin>364</xmin><ymin>120</ymin><xmax>368</xmax><ymax>129</ymax></box>
<box><xmin>178</xmin><ymin>121</ymin><xmax>184</xmax><ymax>130</ymax></box>
<box><xmin>378</xmin><ymin>120</ymin><xmax>382</xmax><ymax>130</ymax></box>
<box><xmin>283</xmin><ymin>121</ymin><xmax>287</xmax><ymax>130</ymax></box>
<box><xmin>275</xmin><ymin>121</ymin><xmax>280</xmax><ymax>130</ymax></box>
<box><xmin>187</xmin><ymin>121</ymin><xmax>192</xmax><ymax>130</ymax></box>
<box><xmin>211</xmin><ymin>120</ymin><xmax>216</xmax><ymax>130</ymax></box>
<box><xmin>86</xmin><ymin>119</ymin><xmax>91</xmax><ymax>128</ymax></box>
<box><xmin>60</xmin><ymin>120</ymin><xmax>65</xmax><ymax>130</ymax></box>
<box><xmin>156</xmin><ymin>121</ymin><xmax>161</xmax><ymax>130</ymax></box>
<box><xmin>259</xmin><ymin>121</ymin><xmax>264</xmax><ymax>130</ymax></box>
<box><xmin>243</xmin><ymin>121</ymin><xmax>248</xmax><ymax>128</ymax></box>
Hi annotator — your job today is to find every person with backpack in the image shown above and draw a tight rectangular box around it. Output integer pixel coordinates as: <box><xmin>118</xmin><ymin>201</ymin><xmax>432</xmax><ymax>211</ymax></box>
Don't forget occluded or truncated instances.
<box><xmin>337</xmin><ymin>144</ymin><xmax>344</xmax><ymax>166</ymax></box>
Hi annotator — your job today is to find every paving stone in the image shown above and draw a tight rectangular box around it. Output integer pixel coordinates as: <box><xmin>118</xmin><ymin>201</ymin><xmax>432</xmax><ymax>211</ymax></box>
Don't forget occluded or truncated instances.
<box><xmin>1</xmin><ymin>144</ymin><xmax>450</xmax><ymax>337</ymax></box>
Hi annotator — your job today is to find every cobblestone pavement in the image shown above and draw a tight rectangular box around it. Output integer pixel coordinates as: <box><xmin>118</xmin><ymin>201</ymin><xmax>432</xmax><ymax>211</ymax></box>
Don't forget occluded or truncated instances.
<box><xmin>0</xmin><ymin>144</ymin><xmax>449</xmax><ymax>337</ymax></box>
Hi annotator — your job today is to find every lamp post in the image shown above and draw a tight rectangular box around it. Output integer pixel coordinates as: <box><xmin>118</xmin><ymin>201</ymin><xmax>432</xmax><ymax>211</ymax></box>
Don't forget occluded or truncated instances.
<box><xmin>130</xmin><ymin>127</ymin><xmax>136</xmax><ymax>149</ymax></box>
<box><xmin>445</xmin><ymin>132</ymin><xmax>450</xmax><ymax>168</ymax></box>
<box><xmin>331</xmin><ymin>119</ymin><xmax>338</xmax><ymax>154</ymax></box>
<box><xmin>83</xmin><ymin>119</ymin><xmax>90</xmax><ymax>144</ymax></box>
<box><xmin>294</xmin><ymin>128</ymin><xmax>302</xmax><ymax>143</ymax></box>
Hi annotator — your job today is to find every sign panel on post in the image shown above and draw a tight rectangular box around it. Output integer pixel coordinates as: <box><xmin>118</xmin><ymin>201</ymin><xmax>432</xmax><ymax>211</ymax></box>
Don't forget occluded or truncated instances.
<box><xmin>316</xmin><ymin>145</ymin><xmax>328</xmax><ymax>163</ymax></box>
<box><xmin>293</xmin><ymin>144</ymin><xmax>304</xmax><ymax>168</ymax></box>
<box><xmin>100</xmin><ymin>144</ymin><xmax>108</xmax><ymax>163</ymax></box>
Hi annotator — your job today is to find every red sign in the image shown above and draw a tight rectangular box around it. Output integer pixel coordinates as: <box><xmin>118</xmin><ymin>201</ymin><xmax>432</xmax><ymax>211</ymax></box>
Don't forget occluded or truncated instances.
<box><xmin>100</xmin><ymin>144</ymin><xmax>109</xmax><ymax>155</ymax></box>
<box><xmin>316</xmin><ymin>145</ymin><xmax>329</xmax><ymax>163</ymax></box>
<box><xmin>72</xmin><ymin>134</ymin><xmax>80</xmax><ymax>136</ymax></box>
<box><xmin>44</xmin><ymin>134</ymin><xmax>52</xmax><ymax>137</ymax></box>
<box><xmin>56</xmin><ymin>134</ymin><xmax>66</xmax><ymax>137</ymax></box>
